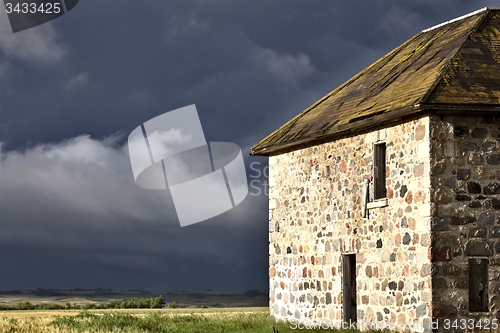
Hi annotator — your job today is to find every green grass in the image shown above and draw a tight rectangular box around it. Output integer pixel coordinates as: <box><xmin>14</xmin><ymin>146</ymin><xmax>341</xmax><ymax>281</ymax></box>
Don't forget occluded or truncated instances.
<box><xmin>47</xmin><ymin>311</ymin><xmax>387</xmax><ymax>333</ymax></box>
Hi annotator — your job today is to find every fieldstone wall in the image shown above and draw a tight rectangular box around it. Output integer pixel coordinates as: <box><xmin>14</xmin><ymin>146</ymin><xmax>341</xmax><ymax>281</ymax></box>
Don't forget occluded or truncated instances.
<box><xmin>429</xmin><ymin>114</ymin><xmax>500</xmax><ymax>332</ymax></box>
<box><xmin>268</xmin><ymin>117</ymin><xmax>433</xmax><ymax>332</ymax></box>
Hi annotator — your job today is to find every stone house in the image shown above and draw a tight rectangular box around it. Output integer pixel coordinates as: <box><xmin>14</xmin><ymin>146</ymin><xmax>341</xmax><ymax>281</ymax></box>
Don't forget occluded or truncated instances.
<box><xmin>251</xmin><ymin>8</ymin><xmax>500</xmax><ymax>333</ymax></box>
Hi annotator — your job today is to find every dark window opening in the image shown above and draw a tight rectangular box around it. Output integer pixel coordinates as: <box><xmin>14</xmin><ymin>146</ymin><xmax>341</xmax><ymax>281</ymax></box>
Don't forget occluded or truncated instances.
<box><xmin>342</xmin><ymin>254</ymin><xmax>357</xmax><ymax>324</ymax></box>
<box><xmin>469</xmin><ymin>258</ymin><xmax>488</xmax><ymax>312</ymax></box>
<box><xmin>374</xmin><ymin>143</ymin><xmax>386</xmax><ymax>199</ymax></box>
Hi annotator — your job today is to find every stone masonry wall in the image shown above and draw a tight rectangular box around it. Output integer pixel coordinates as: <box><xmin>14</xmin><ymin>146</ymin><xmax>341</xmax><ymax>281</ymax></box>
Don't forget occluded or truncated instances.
<box><xmin>268</xmin><ymin>117</ymin><xmax>433</xmax><ymax>332</ymax></box>
<box><xmin>429</xmin><ymin>114</ymin><xmax>500</xmax><ymax>332</ymax></box>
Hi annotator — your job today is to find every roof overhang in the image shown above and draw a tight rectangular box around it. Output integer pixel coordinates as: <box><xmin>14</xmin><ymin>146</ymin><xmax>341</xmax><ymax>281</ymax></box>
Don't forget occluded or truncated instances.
<box><xmin>250</xmin><ymin>103</ymin><xmax>500</xmax><ymax>156</ymax></box>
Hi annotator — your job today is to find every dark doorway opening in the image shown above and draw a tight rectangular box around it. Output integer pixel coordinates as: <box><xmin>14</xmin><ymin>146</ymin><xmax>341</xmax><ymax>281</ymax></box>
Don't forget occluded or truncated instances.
<box><xmin>469</xmin><ymin>258</ymin><xmax>488</xmax><ymax>312</ymax></box>
<box><xmin>342</xmin><ymin>254</ymin><xmax>357</xmax><ymax>325</ymax></box>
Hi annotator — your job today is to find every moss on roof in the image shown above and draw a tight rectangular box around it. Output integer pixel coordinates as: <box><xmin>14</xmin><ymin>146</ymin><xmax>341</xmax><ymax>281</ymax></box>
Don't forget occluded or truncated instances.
<box><xmin>251</xmin><ymin>8</ymin><xmax>500</xmax><ymax>156</ymax></box>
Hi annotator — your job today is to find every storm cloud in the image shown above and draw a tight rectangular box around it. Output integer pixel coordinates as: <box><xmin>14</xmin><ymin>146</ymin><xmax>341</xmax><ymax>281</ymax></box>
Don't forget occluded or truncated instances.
<box><xmin>1</xmin><ymin>0</ymin><xmax>498</xmax><ymax>291</ymax></box>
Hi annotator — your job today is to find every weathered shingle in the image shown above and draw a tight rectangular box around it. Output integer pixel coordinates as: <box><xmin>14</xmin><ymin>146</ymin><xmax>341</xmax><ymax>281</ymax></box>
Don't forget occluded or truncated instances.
<box><xmin>251</xmin><ymin>8</ymin><xmax>500</xmax><ymax>156</ymax></box>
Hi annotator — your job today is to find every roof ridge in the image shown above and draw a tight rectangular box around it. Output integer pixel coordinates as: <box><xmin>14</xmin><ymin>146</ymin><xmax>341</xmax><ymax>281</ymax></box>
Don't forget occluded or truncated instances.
<box><xmin>419</xmin><ymin>9</ymin><xmax>491</xmax><ymax>104</ymax></box>
<box><xmin>422</xmin><ymin>7</ymin><xmax>488</xmax><ymax>32</ymax></box>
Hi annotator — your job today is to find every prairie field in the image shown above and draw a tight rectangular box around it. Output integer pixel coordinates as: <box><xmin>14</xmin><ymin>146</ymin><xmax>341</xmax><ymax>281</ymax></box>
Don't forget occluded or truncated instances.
<box><xmin>0</xmin><ymin>291</ymin><xmax>384</xmax><ymax>333</ymax></box>
<box><xmin>0</xmin><ymin>308</ymin><xmax>369</xmax><ymax>333</ymax></box>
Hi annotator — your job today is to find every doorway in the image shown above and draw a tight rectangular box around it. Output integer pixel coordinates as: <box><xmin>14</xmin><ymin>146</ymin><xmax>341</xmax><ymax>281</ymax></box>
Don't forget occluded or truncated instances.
<box><xmin>469</xmin><ymin>258</ymin><xmax>488</xmax><ymax>312</ymax></box>
<box><xmin>342</xmin><ymin>254</ymin><xmax>357</xmax><ymax>325</ymax></box>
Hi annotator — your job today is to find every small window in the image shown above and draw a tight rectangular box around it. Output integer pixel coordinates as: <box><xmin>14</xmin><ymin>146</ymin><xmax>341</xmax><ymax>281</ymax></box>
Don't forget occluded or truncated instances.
<box><xmin>374</xmin><ymin>143</ymin><xmax>386</xmax><ymax>199</ymax></box>
<box><xmin>469</xmin><ymin>258</ymin><xmax>488</xmax><ymax>312</ymax></box>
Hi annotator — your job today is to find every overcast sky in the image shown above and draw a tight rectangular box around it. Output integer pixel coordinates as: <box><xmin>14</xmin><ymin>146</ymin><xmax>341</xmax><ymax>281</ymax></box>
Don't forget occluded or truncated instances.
<box><xmin>0</xmin><ymin>0</ymin><xmax>498</xmax><ymax>292</ymax></box>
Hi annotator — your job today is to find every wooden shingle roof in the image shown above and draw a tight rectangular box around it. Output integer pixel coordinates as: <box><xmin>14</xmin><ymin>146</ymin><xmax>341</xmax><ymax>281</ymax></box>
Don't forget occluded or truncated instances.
<box><xmin>251</xmin><ymin>8</ymin><xmax>500</xmax><ymax>156</ymax></box>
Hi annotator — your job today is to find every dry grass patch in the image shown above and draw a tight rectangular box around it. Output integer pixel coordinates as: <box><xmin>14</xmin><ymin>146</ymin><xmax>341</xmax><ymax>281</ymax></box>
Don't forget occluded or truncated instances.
<box><xmin>0</xmin><ymin>310</ymin><xmax>387</xmax><ymax>333</ymax></box>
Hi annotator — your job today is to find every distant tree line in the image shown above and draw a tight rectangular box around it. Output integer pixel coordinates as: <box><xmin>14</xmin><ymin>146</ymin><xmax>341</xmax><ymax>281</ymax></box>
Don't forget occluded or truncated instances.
<box><xmin>0</xmin><ymin>296</ymin><xmax>169</xmax><ymax>311</ymax></box>
<box><xmin>244</xmin><ymin>290</ymin><xmax>265</xmax><ymax>297</ymax></box>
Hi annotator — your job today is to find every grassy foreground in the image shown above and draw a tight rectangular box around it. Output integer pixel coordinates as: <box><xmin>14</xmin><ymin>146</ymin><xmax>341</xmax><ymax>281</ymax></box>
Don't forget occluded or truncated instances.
<box><xmin>0</xmin><ymin>310</ymin><xmax>384</xmax><ymax>333</ymax></box>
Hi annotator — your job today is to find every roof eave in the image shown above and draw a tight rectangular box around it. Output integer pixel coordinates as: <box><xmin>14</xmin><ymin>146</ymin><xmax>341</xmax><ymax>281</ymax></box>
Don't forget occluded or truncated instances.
<box><xmin>250</xmin><ymin>103</ymin><xmax>500</xmax><ymax>156</ymax></box>
<box><xmin>250</xmin><ymin>104</ymin><xmax>424</xmax><ymax>156</ymax></box>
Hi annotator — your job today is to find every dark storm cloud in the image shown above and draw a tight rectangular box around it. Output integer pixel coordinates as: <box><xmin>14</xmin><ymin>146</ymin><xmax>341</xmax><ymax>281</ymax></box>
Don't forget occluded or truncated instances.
<box><xmin>1</xmin><ymin>0</ymin><xmax>499</xmax><ymax>290</ymax></box>
<box><xmin>0</xmin><ymin>135</ymin><xmax>269</xmax><ymax>290</ymax></box>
